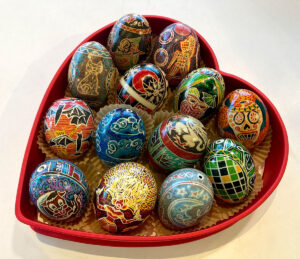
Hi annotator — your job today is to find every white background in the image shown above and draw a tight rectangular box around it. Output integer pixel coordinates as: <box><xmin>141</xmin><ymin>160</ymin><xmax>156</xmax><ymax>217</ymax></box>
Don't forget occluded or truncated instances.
<box><xmin>1</xmin><ymin>0</ymin><xmax>299</xmax><ymax>258</ymax></box>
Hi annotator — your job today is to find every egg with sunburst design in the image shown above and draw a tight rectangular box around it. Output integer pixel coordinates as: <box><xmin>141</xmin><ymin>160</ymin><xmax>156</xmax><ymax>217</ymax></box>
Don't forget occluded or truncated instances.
<box><xmin>94</xmin><ymin>162</ymin><xmax>157</xmax><ymax>233</ymax></box>
<box><xmin>116</xmin><ymin>63</ymin><xmax>168</xmax><ymax>114</ymax></box>
<box><xmin>44</xmin><ymin>98</ymin><xmax>95</xmax><ymax>159</ymax></box>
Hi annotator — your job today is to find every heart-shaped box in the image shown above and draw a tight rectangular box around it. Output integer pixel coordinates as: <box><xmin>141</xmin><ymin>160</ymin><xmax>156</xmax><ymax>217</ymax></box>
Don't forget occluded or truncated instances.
<box><xmin>15</xmin><ymin>15</ymin><xmax>288</xmax><ymax>247</ymax></box>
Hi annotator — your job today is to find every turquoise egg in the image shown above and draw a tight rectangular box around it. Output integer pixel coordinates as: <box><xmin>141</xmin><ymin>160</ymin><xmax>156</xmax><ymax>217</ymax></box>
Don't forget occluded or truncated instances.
<box><xmin>158</xmin><ymin>168</ymin><xmax>214</xmax><ymax>230</ymax></box>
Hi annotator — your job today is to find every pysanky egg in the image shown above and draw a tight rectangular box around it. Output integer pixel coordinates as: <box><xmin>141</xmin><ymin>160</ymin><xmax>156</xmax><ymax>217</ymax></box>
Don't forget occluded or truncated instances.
<box><xmin>218</xmin><ymin>89</ymin><xmax>269</xmax><ymax>149</ymax></box>
<box><xmin>116</xmin><ymin>63</ymin><xmax>168</xmax><ymax>114</ymax></box>
<box><xmin>95</xmin><ymin>108</ymin><xmax>146</xmax><ymax>166</ymax></box>
<box><xmin>29</xmin><ymin>159</ymin><xmax>89</xmax><ymax>221</ymax></box>
<box><xmin>203</xmin><ymin>138</ymin><xmax>256</xmax><ymax>203</ymax></box>
<box><xmin>68</xmin><ymin>41</ymin><xmax>117</xmax><ymax>109</ymax></box>
<box><xmin>152</xmin><ymin>22</ymin><xmax>200</xmax><ymax>86</ymax></box>
<box><xmin>94</xmin><ymin>162</ymin><xmax>157</xmax><ymax>232</ymax></box>
<box><xmin>174</xmin><ymin>67</ymin><xmax>225</xmax><ymax>120</ymax></box>
<box><xmin>158</xmin><ymin>168</ymin><xmax>214</xmax><ymax>230</ymax></box>
<box><xmin>44</xmin><ymin>98</ymin><xmax>95</xmax><ymax>159</ymax></box>
<box><xmin>147</xmin><ymin>114</ymin><xmax>208</xmax><ymax>173</ymax></box>
<box><xmin>107</xmin><ymin>13</ymin><xmax>152</xmax><ymax>71</ymax></box>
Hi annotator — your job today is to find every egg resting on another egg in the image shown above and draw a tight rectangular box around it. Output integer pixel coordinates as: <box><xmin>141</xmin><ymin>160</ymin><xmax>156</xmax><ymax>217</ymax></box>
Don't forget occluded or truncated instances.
<box><xmin>68</xmin><ymin>41</ymin><xmax>117</xmax><ymax>109</ymax></box>
<box><xmin>158</xmin><ymin>168</ymin><xmax>214</xmax><ymax>230</ymax></box>
<box><xmin>218</xmin><ymin>89</ymin><xmax>269</xmax><ymax>149</ymax></box>
<box><xmin>44</xmin><ymin>98</ymin><xmax>95</xmax><ymax>159</ymax></box>
<box><xmin>29</xmin><ymin>159</ymin><xmax>89</xmax><ymax>221</ymax></box>
<box><xmin>174</xmin><ymin>67</ymin><xmax>225</xmax><ymax>120</ymax></box>
<box><xmin>95</xmin><ymin>108</ymin><xmax>146</xmax><ymax>167</ymax></box>
<box><xmin>107</xmin><ymin>14</ymin><xmax>152</xmax><ymax>72</ymax></box>
<box><xmin>203</xmin><ymin>138</ymin><xmax>256</xmax><ymax>203</ymax></box>
<box><xmin>94</xmin><ymin>162</ymin><xmax>157</xmax><ymax>233</ymax></box>
<box><xmin>116</xmin><ymin>63</ymin><xmax>168</xmax><ymax>114</ymax></box>
<box><xmin>147</xmin><ymin>114</ymin><xmax>208</xmax><ymax>173</ymax></box>
<box><xmin>152</xmin><ymin>22</ymin><xmax>200</xmax><ymax>86</ymax></box>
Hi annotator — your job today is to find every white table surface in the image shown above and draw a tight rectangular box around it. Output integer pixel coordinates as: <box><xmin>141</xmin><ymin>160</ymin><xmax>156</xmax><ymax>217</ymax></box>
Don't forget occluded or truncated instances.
<box><xmin>1</xmin><ymin>0</ymin><xmax>299</xmax><ymax>258</ymax></box>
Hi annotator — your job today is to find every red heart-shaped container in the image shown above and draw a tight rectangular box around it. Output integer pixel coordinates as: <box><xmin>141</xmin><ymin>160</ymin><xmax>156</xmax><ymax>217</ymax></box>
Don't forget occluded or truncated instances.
<box><xmin>15</xmin><ymin>15</ymin><xmax>288</xmax><ymax>247</ymax></box>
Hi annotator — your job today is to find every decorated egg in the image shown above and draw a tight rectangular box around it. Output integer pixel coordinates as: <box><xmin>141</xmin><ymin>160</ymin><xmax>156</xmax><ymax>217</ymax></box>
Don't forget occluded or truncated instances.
<box><xmin>147</xmin><ymin>114</ymin><xmax>208</xmax><ymax>173</ymax></box>
<box><xmin>152</xmin><ymin>22</ymin><xmax>200</xmax><ymax>86</ymax></box>
<box><xmin>218</xmin><ymin>89</ymin><xmax>269</xmax><ymax>149</ymax></box>
<box><xmin>95</xmin><ymin>108</ymin><xmax>146</xmax><ymax>166</ymax></box>
<box><xmin>174</xmin><ymin>67</ymin><xmax>225</xmax><ymax>120</ymax></box>
<box><xmin>68</xmin><ymin>41</ymin><xmax>117</xmax><ymax>109</ymax></box>
<box><xmin>29</xmin><ymin>159</ymin><xmax>89</xmax><ymax>221</ymax></box>
<box><xmin>158</xmin><ymin>168</ymin><xmax>214</xmax><ymax>230</ymax></box>
<box><xmin>107</xmin><ymin>13</ymin><xmax>152</xmax><ymax>71</ymax></box>
<box><xmin>44</xmin><ymin>98</ymin><xmax>95</xmax><ymax>159</ymax></box>
<box><xmin>203</xmin><ymin>138</ymin><xmax>256</xmax><ymax>203</ymax></box>
<box><xmin>94</xmin><ymin>162</ymin><xmax>157</xmax><ymax>232</ymax></box>
<box><xmin>116</xmin><ymin>63</ymin><xmax>168</xmax><ymax>114</ymax></box>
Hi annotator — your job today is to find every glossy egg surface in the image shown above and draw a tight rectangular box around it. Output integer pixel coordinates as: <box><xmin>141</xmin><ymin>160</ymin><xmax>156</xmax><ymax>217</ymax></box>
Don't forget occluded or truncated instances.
<box><xmin>29</xmin><ymin>159</ymin><xmax>89</xmax><ymax>221</ymax></box>
<box><xmin>94</xmin><ymin>162</ymin><xmax>157</xmax><ymax>232</ymax></box>
<box><xmin>203</xmin><ymin>138</ymin><xmax>256</xmax><ymax>203</ymax></box>
<box><xmin>44</xmin><ymin>98</ymin><xmax>95</xmax><ymax>159</ymax></box>
<box><xmin>158</xmin><ymin>168</ymin><xmax>214</xmax><ymax>230</ymax></box>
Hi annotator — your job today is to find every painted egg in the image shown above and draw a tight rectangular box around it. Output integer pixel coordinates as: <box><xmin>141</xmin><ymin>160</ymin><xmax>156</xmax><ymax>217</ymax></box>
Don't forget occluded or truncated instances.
<box><xmin>116</xmin><ymin>63</ymin><xmax>168</xmax><ymax>114</ymax></box>
<box><xmin>95</xmin><ymin>108</ymin><xmax>146</xmax><ymax>166</ymax></box>
<box><xmin>94</xmin><ymin>162</ymin><xmax>157</xmax><ymax>232</ymax></box>
<box><xmin>218</xmin><ymin>89</ymin><xmax>269</xmax><ymax>149</ymax></box>
<box><xmin>174</xmin><ymin>67</ymin><xmax>225</xmax><ymax>120</ymax></box>
<box><xmin>107</xmin><ymin>13</ymin><xmax>152</xmax><ymax>71</ymax></box>
<box><xmin>29</xmin><ymin>159</ymin><xmax>89</xmax><ymax>221</ymax></box>
<box><xmin>203</xmin><ymin>138</ymin><xmax>256</xmax><ymax>203</ymax></box>
<box><xmin>68</xmin><ymin>41</ymin><xmax>117</xmax><ymax>109</ymax></box>
<box><xmin>152</xmin><ymin>22</ymin><xmax>200</xmax><ymax>86</ymax></box>
<box><xmin>147</xmin><ymin>114</ymin><xmax>208</xmax><ymax>173</ymax></box>
<box><xmin>44</xmin><ymin>98</ymin><xmax>95</xmax><ymax>159</ymax></box>
<box><xmin>158</xmin><ymin>168</ymin><xmax>214</xmax><ymax>230</ymax></box>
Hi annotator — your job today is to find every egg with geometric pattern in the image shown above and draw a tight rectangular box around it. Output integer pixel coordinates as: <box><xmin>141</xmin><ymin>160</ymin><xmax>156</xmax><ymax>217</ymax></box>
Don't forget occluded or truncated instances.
<box><xmin>203</xmin><ymin>138</ymin><xmax>256</xmax><ymax>204</ymax></box>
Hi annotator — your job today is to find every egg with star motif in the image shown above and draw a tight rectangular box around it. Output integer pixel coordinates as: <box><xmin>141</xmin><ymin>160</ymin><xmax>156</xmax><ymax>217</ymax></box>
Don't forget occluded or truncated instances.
<box><xmin>158</xmin><ymin>168</ymin><xmax>214</xmax><ymax>230</ymax></box>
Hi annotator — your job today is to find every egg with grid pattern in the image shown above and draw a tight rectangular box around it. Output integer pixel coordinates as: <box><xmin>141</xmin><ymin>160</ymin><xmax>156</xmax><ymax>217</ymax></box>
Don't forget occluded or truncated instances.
<box><xmin>94</xmin><ymin>162</ymin><xmax>157</xmax><ymax>233</ymax></box>
<box><xmin>95</xmin><ymin>108</ymin><xmax>146</xmax><ymax>167</ymax></box>
<box><xmin>107</xmin><ymin>13</ymin><xmax>152</xmax><ymax>72</ymax></box>
<box><xmin>29</xmin><ymin>159</ymin><xmax>89</xmax><ymax>221</ymax></box>
<box><xmin>203</xmin><ymin>138</ymin><xmax>256</xmax><ymax>203</ymax></box>
<box><xmin>116</xmin><ymin>63</ymin><xmax>168</xmax><ymax>114</ymax></box>
<box><xmin>44</xmin><ymin>98</ymin><xmax>95</xmax><ymax>159</ymax></box>
<box><xmin>158</xmin><ymin>168</ymin><xmax>214</xmax><ymax>230</ymax></box>
<box><xmin>217</xmin><ymin>89</ymin><xmax>269</xmax><ymax>149</ymax></box>
<box><xmin>173</xmin><ymin>67</ymin><xmax>225</xmax><ymax>120</ymax></box>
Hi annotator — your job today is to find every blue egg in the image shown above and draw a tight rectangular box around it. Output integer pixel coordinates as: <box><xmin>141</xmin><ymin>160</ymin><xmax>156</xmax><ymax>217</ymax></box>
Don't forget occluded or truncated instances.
<box><xmin>158</xmin><ymin>168</ymin><xmax>214</xmax><ymax>230</ymax></box>
<box><xmin>95</xmin><ymin>108</ymin><xmax>146</xmax><ymax>166</ymax></box>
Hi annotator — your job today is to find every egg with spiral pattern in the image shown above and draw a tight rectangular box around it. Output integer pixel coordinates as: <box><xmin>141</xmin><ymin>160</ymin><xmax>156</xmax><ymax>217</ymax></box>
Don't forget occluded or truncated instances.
<box><xmin>158</xmin><ymin>168</ymin><xmax>214</xmax><ymax>230</ymax></box>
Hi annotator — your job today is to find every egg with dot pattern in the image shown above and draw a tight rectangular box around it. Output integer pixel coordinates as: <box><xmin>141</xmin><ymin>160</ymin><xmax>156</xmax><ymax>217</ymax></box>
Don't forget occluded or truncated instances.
<box><xmin>158</xmin><ymin>168</ymin><xmax>214</xmax><ymax>230</ymax></box>
<box><xmin>203</xmin><ymin>138</ymin><xmax>256</xmax><ymax>203</ymax></box>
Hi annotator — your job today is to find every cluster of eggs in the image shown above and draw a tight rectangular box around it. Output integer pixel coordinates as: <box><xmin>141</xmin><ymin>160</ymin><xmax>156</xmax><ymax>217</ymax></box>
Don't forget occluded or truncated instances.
<box><xmin>29</xmin><ymin>14</ymin><xmax>270</xmax><ymax>232</ymax></box>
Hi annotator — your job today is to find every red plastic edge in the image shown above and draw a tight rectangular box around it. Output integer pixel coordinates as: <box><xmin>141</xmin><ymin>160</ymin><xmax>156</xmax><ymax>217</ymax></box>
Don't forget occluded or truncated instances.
<box><xmin>15</xmin><ymin>16</ymin><xmax>288</xmax><ymax>247</ymax></box>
